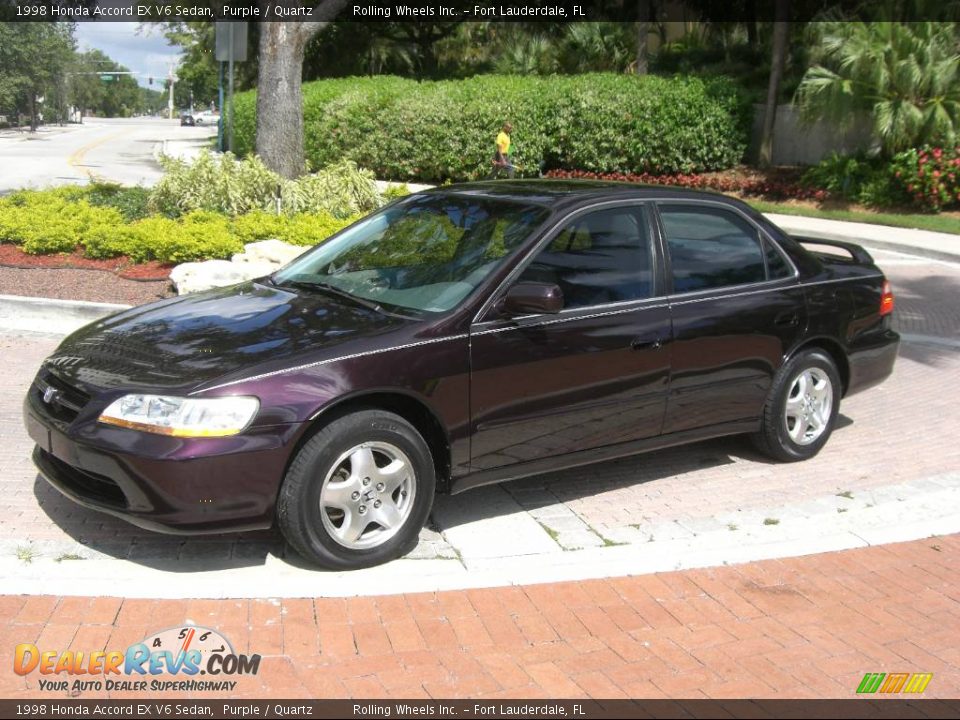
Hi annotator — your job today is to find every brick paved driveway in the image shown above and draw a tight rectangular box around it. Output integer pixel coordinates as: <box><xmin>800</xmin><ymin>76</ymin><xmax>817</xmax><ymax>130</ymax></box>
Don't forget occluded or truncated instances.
<box><xmin>1</xmin><ymin>536</ymin><xmax>957</xmax><ymax>699</ymax></box>
<box><xmin>0</xmin><ymin>248</ymin><xmax>958</xmax><ymax>572</ymax></box>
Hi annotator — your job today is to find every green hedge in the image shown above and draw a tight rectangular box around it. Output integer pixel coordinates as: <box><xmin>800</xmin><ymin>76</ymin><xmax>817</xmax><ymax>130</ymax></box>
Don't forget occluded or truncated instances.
<box><xmin>0</xmin><ymin>188</ymin><xmax>360</xmax><ymax>264</ymax></box>
<box><xmin>233</xmin><ymin>74</ymin><xmax>750</xmax><ymax>181</ymax></box>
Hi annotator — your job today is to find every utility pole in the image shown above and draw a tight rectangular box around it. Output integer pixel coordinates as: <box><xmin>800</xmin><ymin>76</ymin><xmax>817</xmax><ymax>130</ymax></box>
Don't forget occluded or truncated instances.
<box><xmin>167</xmin><ymin>62</ymin><xmax>177</xmax><ymax>120</ymax></box>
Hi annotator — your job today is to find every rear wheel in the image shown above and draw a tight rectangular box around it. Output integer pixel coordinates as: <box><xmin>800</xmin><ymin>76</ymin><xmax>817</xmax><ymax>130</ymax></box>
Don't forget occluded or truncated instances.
<box><xmin>277</xmin><ymin>410</ymin><xmax>435</xmax><ymax>569</ymax></box>
<box><xmin>752</xmin><ymin>349</ymin><xmax>841</xmax><ymax>462</ymax></box>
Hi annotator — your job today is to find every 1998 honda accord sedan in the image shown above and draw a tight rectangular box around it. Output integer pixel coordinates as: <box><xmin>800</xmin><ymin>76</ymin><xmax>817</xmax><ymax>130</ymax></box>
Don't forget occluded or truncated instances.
<box><xmin>25</xmin><ymin>181</ymin><xmax>899</xmax><ymax>568</ymax></box>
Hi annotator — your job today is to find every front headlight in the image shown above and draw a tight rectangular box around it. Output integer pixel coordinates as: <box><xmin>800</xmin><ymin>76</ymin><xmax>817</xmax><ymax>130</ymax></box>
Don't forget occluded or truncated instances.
<box><xmin>98</xmin><ymin>395</ymin><xmax>259</xmax><ymax>437</ymax></box>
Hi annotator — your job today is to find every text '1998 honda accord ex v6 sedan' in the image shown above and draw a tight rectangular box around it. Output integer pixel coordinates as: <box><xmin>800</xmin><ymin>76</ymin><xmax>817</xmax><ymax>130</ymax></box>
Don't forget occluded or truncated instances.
<box><xmin>24</xmin><ymin>182</ymin><xmax>899</xmax><ymax>569</ymax></box>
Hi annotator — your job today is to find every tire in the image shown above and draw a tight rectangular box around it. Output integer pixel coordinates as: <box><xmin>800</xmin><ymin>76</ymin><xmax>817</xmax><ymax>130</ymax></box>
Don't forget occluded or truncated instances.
<box><xmin>277</xmin><ymin>409</ymin><xmax>435</xmax><ymax>569</ymax></box>
<box><xmin>751</xmin><ymin>349</ymin><xmax>842</xmax><ymax>462</ymax></box>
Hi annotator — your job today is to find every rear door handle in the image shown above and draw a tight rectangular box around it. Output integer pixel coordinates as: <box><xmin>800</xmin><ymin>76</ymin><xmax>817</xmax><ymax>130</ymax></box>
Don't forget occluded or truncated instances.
<box><xmin>631</xmin><ymin>337</ymin><xmax>663</xmax><ymax>351</ymax></box>
<box><xmin>774</xmin><ymin>312</ymin><xmax>799</xmax><ymax>328</ymax></box>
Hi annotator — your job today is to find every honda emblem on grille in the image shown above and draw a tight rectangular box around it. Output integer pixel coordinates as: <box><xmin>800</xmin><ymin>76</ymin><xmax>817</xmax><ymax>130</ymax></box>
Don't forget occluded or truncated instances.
<box><xmin>42</xmin><ymin>386</ymin><xmax>61</xmax><ymax>405</ymax></box>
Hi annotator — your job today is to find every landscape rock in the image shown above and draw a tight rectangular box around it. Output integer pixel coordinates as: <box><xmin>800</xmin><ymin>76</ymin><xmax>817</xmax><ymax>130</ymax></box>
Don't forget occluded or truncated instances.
<box><xmin>232</xmin><ymin>238</ymin><xmax>309</xmax><ymax>266</ymax></box>
<box><xmin>171</xmin><ymin>239</ymin><xmax>310</xmax><ymax>295</ymax></box>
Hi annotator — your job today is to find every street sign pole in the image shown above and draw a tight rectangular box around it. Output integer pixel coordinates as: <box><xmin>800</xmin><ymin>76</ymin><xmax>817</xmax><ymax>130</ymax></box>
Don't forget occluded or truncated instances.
<box><xmin>228</xmin><ymin>23</ymin><xmax>235</xmax><ymax>153</ymax></box>
<box><xmin>218</xmin><ymin>61</ymin><xmax>225</xmax><ymax>152</ymax></box>
<box><xmin>215</xmin><ymin>22</ymin><xmax>247</xmax><ymax>154</ymax></box>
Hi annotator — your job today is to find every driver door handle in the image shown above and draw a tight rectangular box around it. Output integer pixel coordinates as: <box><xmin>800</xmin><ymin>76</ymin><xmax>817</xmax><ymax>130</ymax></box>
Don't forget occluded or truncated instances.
<box><xmin>631</xmin><ymin>337</ymin><xmax>663</xmax><ymax>351</ymax></box>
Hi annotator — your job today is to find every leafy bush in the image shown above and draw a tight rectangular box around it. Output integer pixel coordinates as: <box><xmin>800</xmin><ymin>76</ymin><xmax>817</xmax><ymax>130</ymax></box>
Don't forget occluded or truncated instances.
<box><xmin>0</xmin><ymin>186</ymin><xmax>362</xmax><ymax>264</ymax></box>
<box><xmin>800</xmin><ymin>153</ymin><xmax>902</xmax><ymax>207</ymax></box>
<box><xmin>231</xmin><ymin>210</ymin><xmax>358</xmax><ymax>246</ymax></box>
<box><xmin>0</xmin><ymin>190</ymin><xmax>126</xmax><ymax>254</ymax></box>
<box><xmin>149</xmin><ymin>151</ymin><xmax>382</xmax><ymax>219</ymax></box>
<box><xmin>279</xmin><ymin>160</ymin><xmax>380</xmax><ymax>217</ymax></box>
<box><xmin>85</xmin><ymin>183</ymin><xmax>151</xmax><ymax>221</ymax></box>
<box><xmin>233</xmin><ymin>74</ymin><xmax>750</xmax><ymax>181</ymax></box>
<box><xmin>890</xmin><ymin>146</ymin><xmax>960</xmax><ymax>211</ymax></box>
<box><xmin>149</xmin><ymin>151</ymin><xmax>282</xmax><ymax>217</ymax></box>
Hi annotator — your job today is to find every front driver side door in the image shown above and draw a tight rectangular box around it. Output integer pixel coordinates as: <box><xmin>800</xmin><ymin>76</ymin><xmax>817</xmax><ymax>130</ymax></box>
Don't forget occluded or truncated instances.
<box><xmin>468</xmin><ymin>203</ymin><xmax>672</xmax><ymax>475</ymax></box>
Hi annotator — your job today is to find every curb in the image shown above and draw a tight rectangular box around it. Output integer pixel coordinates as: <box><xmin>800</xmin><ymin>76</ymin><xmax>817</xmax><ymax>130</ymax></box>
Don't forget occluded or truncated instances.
<box><xmin>765</xmin><ymin>213</ymin><xmax>960</xmax><ymax>263</ymax></box>
<box><xmin>0</xmin><ymin>294</ymin><xmax>128</xmax><ymax>335</ymax></box>
<box><xmin>3</xmin><ymin>479</ymin><xmax>957</xmax><ymax>599</ymax></box>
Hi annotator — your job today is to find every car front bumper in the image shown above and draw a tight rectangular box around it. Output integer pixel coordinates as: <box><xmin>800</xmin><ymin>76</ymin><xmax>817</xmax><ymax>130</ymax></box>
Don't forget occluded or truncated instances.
<box><xmin>24</xmin><ymin>380</ymin><xmax>303</xmax><ymax>535</ymax></box>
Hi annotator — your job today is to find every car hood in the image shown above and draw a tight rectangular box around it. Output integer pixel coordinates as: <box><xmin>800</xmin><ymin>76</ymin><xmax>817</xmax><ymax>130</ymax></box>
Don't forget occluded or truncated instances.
<box><xmin>43</xmin><ymin>281</ymin><xmax>412</xmax><ymax>393</ymax></box>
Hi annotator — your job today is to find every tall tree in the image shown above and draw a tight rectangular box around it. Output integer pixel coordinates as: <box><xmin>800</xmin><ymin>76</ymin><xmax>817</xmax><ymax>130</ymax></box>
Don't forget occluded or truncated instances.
<box><xmin>255</xmin><ymin>0</ymin><xmax>350</xmax><ymax>178</ymax></box>
<box><xmin>758</xmin><ymin>0</ymin><xmax>790</xmax><ymax>167</ymax></box>
<box><xmin>635</xmin><ymin>0</ymin><xmax>651</xmax><ymax>75</ymax></box>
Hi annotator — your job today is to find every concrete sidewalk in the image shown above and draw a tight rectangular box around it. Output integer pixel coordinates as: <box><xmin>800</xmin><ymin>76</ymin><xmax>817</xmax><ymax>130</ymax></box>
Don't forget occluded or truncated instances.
<box><xmin>766</xmin><ymin>213</ymin><xmax>959</xmax><ymax>262</ymax></box>
<box><xmin>2</xmin><ymin>535</ymin><xmax>957</xmax><ymax>699</ymax></box>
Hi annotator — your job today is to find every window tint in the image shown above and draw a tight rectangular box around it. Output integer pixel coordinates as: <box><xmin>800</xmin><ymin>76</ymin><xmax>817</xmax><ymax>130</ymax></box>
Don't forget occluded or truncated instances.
<box><xmin>517</xmin><ymin>207</ymin><xmax>653</xmax><ymax>309</ymax></box>
<box><xmin>765</xmin><ymin>239</ymin><xmax>793</xmax><ymax>279</ymax></box>
<box><xmin>659</xmin><ymin>205</ymin><xmax>768</xmax><ymax>293</ymax></box>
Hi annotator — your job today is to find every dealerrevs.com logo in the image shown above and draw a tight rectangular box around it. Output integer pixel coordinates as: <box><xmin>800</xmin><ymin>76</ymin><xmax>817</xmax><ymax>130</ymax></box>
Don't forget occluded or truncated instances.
<box><xmin>14</xmin><ymin>626</ymin><xmax>261</xmax><ymax>693</ymax></box>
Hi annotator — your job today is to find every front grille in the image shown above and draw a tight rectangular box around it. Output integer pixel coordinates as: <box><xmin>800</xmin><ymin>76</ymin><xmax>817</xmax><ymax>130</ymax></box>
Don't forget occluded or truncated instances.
<box><xmin>38</xmin><ymin>448</ymin><xmax>127</xmax><ymax>508</ymax></box>
<box><xmin>34</xmin><ymin>372</ymin><xmax>91</xmax><ymax>423</ymax></box>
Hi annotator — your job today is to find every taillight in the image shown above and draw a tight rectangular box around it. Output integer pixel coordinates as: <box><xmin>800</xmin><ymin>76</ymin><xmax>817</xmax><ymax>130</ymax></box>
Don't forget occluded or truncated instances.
<box><xmin>879</xmin><ymin>280</ymin><xmax>895</xmax><ymax>316</ymax></box>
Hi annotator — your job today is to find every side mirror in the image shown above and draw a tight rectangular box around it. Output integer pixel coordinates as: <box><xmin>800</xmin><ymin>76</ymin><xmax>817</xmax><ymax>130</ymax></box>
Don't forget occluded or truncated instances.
<box><xmin>502</xmin><ymin>282</ymin><xmax>564</xmax><ymax>315</ymax></box>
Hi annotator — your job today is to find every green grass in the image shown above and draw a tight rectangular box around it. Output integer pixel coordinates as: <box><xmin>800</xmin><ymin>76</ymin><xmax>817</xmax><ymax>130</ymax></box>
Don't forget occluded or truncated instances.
<box><xmin>747</xmin><ymin>200</ymin><xmax>960</xmax><ymax>236</ymax></box>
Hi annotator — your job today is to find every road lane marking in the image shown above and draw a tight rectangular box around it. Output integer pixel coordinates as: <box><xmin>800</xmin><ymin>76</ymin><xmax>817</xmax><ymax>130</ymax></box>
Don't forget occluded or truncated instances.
<box><xmin>66</xmin><ymin>128</ymin><xmax>132</xmax><ymax>180</ymax></box>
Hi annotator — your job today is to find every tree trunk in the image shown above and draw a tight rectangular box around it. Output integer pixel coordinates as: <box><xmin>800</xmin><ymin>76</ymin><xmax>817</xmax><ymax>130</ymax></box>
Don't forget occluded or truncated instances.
<box><xmin>759</xmin><ymin>1</ymin><xmax>790</xmax><ymax>168</ymax></box>
<box><xmin>255</xmin><ymin>23</ymin><xmax>311</xmax><ymax>178</ymax></box>
<box><xmin>29</xmin><ymin>92</ymin><xmax>38</xmax><ymax>132</ymax></box>
<box><xmin>254</xmin><ymin>1</ymin><xmax>349</xmax><ymax>178</ymax></box>
<box><xmin>635</xmin><ymin>1</ymin><xmax>650</xmax><ymax>76</ymax></box>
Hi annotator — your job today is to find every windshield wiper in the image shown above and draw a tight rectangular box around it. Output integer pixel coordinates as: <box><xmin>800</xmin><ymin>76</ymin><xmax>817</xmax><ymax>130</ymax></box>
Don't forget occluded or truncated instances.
<box><xmin>278</xmin><ymin>279</ymin><xmax>392</xmax><ymax>316</ymax></box>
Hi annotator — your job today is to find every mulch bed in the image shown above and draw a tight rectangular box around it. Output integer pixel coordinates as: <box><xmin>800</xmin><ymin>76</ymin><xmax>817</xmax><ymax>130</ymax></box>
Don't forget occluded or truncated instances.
<box><xmin>0</xmin><ymin>244</ymin><xmax>173</xmax><ymax>280</ymax></box>
<box><xmin>0</xmin><ymin>244</ymin><xmax>175</xmax><ymax>305</ymax></box>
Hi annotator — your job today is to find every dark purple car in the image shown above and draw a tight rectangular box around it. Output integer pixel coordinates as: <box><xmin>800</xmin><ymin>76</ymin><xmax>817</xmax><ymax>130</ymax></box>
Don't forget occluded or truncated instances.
<box><xmin>24</xmin><ymin>182</ymin><xmax>899</xmax><ymax>568</ymax></box>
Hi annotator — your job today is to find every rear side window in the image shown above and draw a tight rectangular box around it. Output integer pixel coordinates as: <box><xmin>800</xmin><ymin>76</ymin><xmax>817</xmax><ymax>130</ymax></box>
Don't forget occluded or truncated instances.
<box><xmin>517</xmin><ymin>206</ymin><xmax>653</xmax><ymax>309</ymax></box>
<box><xmin>659</xmin><ymin>204</ymin><xmax>776</xmax><ymax>293</ymax></box>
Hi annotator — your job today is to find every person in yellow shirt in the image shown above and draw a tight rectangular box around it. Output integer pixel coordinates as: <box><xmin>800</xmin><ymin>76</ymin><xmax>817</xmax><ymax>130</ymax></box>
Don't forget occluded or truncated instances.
<box><xmin>491</xmin><ymin>122</ymin><xmax>516</xmax><ymax>179</ymax></box>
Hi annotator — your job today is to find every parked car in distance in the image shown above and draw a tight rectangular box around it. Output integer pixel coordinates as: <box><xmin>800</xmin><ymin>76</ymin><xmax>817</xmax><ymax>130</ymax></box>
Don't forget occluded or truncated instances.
<box><xmin>192</xmin><ymin>110</ymin><xmax>220</xmax><ymax>125</ymax></box>
<box><xmin>24</xmin><ymin>182</ymin><xmax>899</xmax><ymax>569</ymax></box>
<box><xmin>179</xmin><ymin>112</ymin><xmax>195</xmax><ymax>127</ymax></box>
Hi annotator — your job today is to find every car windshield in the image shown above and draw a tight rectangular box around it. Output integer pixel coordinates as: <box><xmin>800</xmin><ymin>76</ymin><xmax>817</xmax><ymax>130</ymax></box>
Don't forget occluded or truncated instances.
<box><xmin>273</xmin><ymin>194</ymin><xmax>549</xmax><ymax>314</ymax></box>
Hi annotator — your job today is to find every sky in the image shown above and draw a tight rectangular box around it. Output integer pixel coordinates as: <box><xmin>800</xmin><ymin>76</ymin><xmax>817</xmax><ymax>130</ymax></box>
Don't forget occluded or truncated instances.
<box><xmin>73</xmin><ymin>22</ymin><xmax>183</xmax><ymax>89</ymax></box>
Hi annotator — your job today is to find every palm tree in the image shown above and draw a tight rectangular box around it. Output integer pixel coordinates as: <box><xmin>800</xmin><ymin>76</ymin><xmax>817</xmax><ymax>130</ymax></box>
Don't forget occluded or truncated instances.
<box><xmin>795</xmin><ymin>21</ymin><xmax>960</xmax><ymax>156</ymax></box>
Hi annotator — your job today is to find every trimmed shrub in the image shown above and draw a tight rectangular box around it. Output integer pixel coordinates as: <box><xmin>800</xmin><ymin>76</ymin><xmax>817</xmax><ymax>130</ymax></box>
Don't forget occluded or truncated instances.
<box><xmin>0</xmin><ymin>187</ymin><xmax>363</xmax><ymax>264</ymax></box>
<box><xmin>231</xmin><ymin>210</ymin><xmax>358</xmax><ymax>246</ymax></box>
<box><xmin>233</xmin><ymin>74</ymin><xmax>750</xmax><ymax>181</ymax></box>
<box><xmin>0</xmin><ymin>190</ymin><xmax>126</xmax><ymax>254</ymax></box>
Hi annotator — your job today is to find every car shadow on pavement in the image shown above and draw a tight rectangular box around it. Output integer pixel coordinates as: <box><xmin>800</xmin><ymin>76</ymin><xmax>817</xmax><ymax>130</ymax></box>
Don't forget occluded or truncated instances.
<box><xmin>32</xmin><ymin>475</ymin><xmax>288</xmax><ymax>572</ymax></box>
<box><xmin>434</xmin><ymin>418</ymin><xmax>855</xmax><ymax>526</ymax></box>
<box><xmin>32</xmin><ymin>416</ymin><xmax>857</xmax><ymax>571</ymax></box>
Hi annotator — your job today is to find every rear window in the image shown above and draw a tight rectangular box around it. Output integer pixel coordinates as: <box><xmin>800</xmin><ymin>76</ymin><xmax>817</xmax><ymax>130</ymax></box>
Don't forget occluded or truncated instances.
<box><xmin>659</xmin><ymin>205</ymin><xmax>775</xmax><ymax>293</ymax></box>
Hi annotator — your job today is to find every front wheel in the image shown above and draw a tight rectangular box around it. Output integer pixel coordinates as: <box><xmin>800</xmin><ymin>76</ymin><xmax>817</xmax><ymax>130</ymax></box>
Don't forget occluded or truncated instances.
<box><xmin>277</xmin><ymin>410</ymin><xmax>435</xmax><ymax>569</ymax></box>
<box><xmin>752</xmin><ymin>349</ymin><xmax>841</xmax><ymax>462</ymax></box>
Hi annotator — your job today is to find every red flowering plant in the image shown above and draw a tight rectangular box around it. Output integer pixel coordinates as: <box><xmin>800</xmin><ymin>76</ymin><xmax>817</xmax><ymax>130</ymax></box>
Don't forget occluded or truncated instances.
<box><xmin>890</xmin><ymin>146</ymin><xmax>960</xmax><ymax>212</ymax></box>
<box><xmin>545</xmin><ymin>168</ymin><xmax>828</xmax><ymax>202</ymax></box>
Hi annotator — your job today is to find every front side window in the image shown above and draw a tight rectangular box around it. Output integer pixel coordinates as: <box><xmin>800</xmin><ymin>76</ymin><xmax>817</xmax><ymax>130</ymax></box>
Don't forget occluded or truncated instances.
<box><xmin>659</xmin><ymin>205</ymin><xmax>772</xmax><ymax>293</ymax></box>
<box><xmin>516</xmin><ymin>206</ymin><xmax>653</xmax><ymax>310</ymax></box>
<box><xmin>274</xmin><ymin>194</ymin><xmax>548</xmax><ymax>314</ymax></box>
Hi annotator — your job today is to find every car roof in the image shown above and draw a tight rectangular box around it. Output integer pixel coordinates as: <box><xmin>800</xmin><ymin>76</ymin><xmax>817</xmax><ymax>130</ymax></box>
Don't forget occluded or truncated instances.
<box><xmin>422</xmin><ymin>179</ymin><xmax>743</xmax><ymax>211</ymax></box>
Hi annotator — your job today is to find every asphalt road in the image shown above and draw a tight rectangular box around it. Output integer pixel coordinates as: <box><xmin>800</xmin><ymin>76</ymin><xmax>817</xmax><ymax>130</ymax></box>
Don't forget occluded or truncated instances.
<box><xmin>0</xmin><ymin>117</ymin><xmax>216</xmax><ymax>192</ymax></box>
